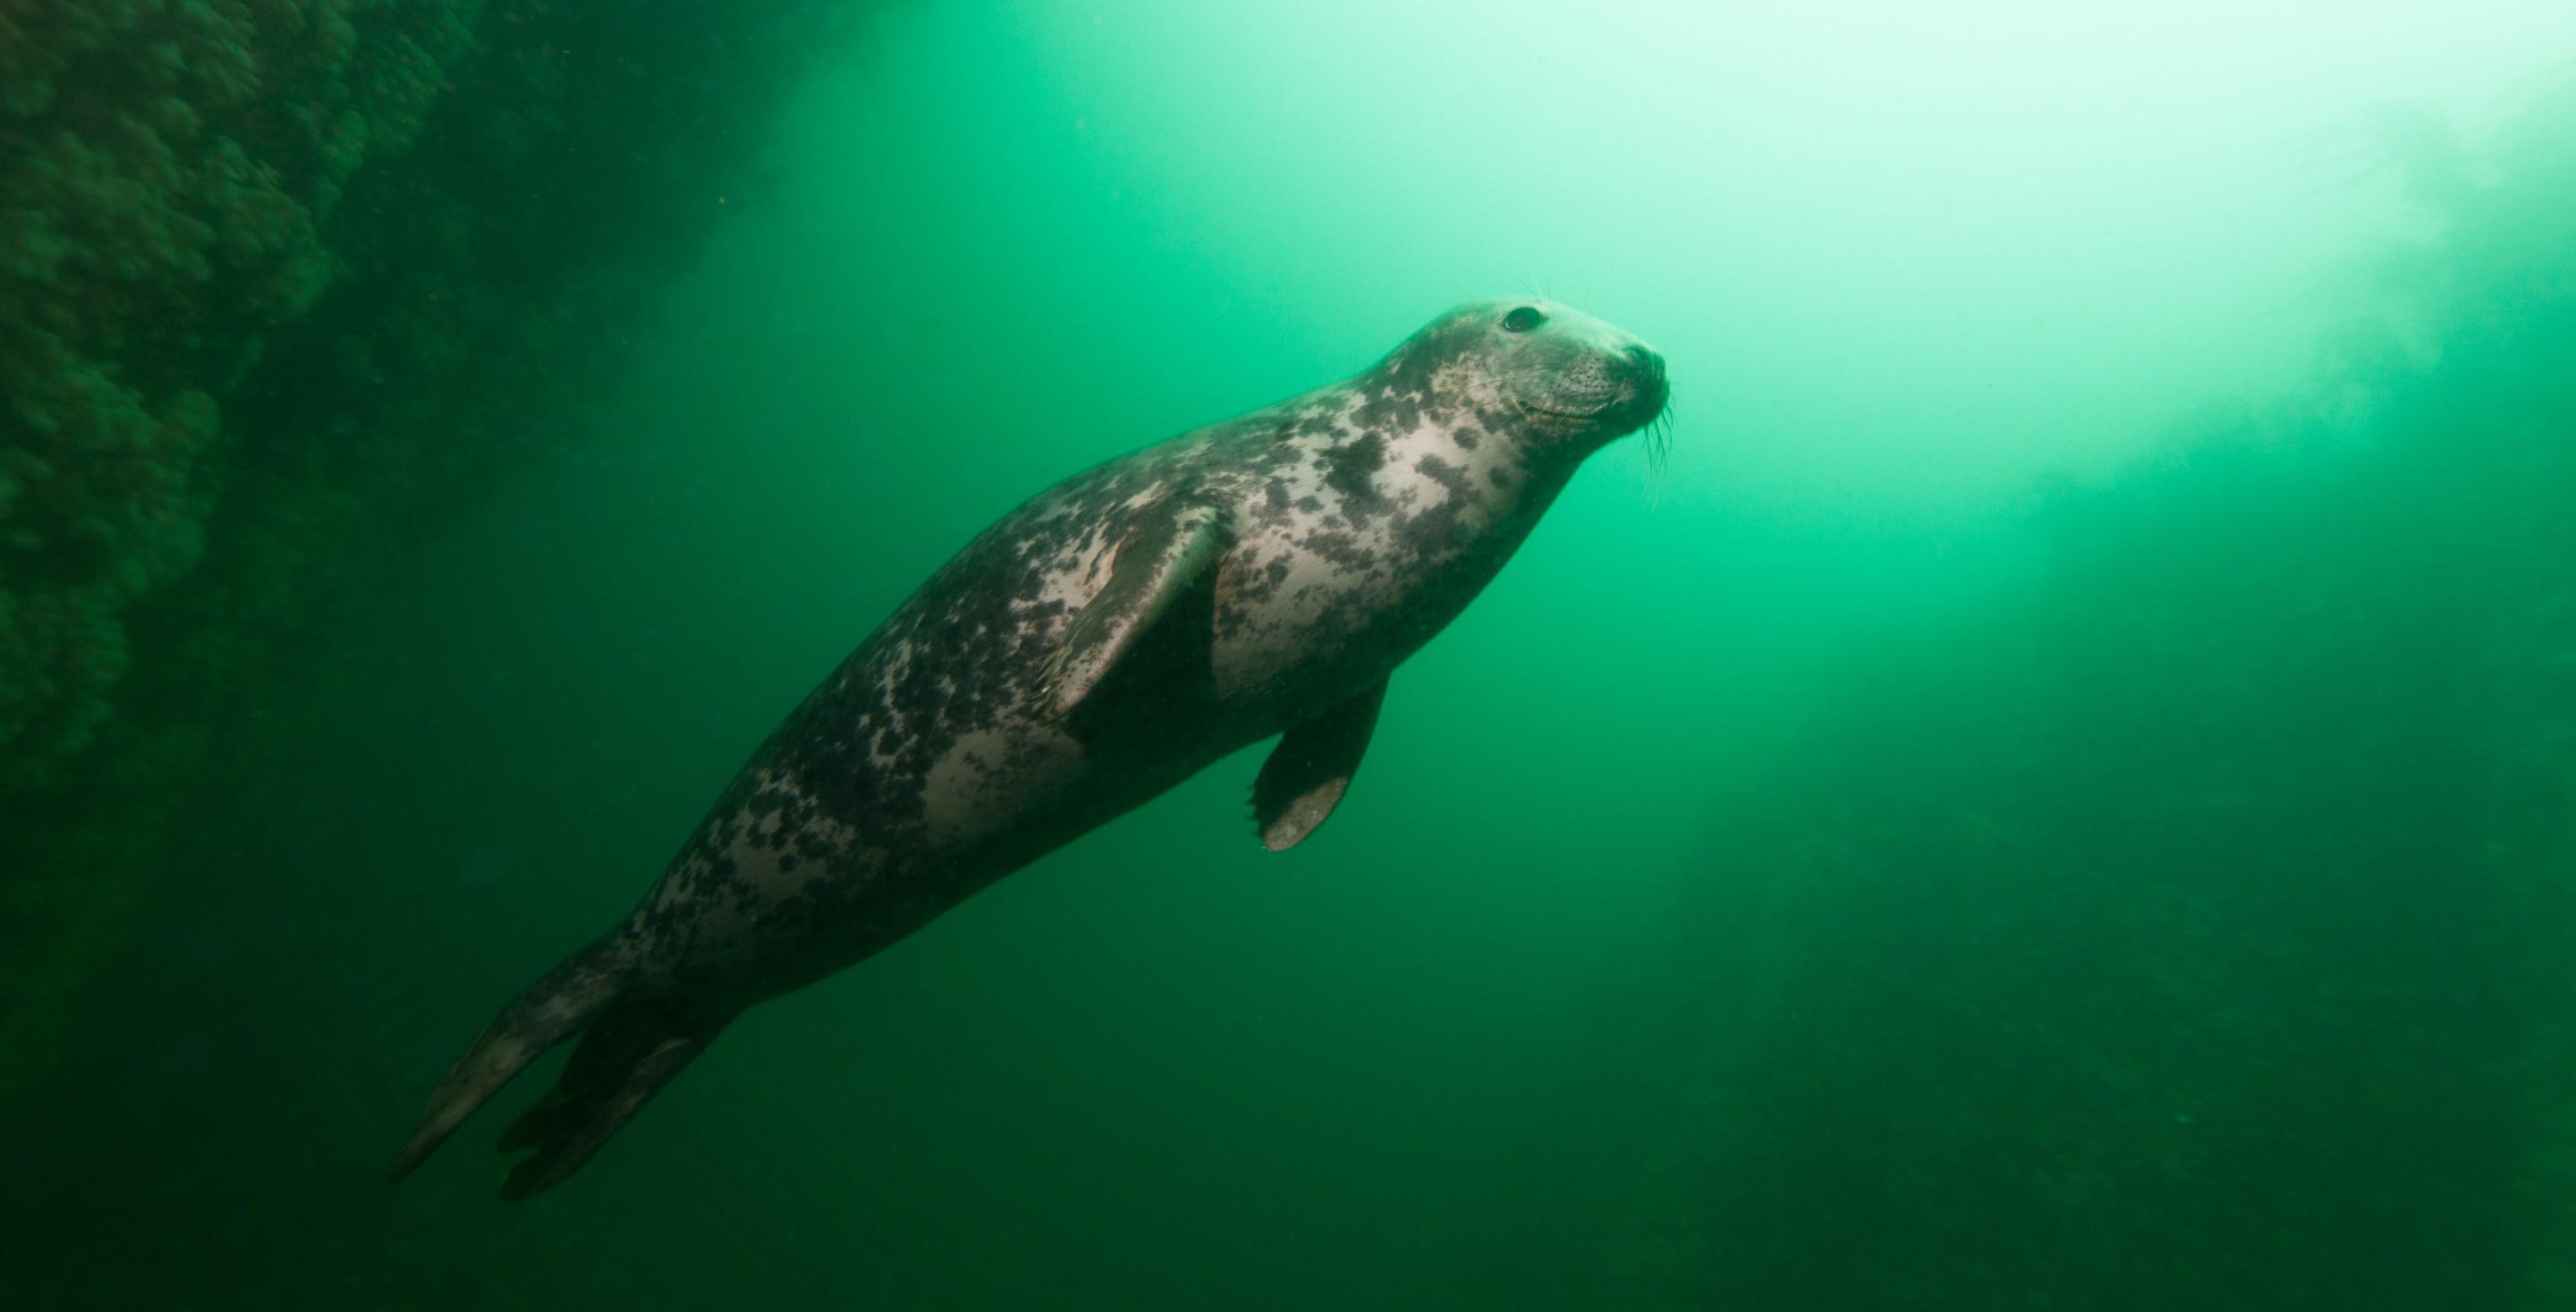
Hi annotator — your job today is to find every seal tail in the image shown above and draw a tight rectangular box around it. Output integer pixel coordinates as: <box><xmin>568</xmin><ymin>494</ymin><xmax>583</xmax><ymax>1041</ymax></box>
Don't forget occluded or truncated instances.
<box><xmin>387</xmin><ymin>934</ymin><xmax>732</xmax><ymax>1199</ymax></box>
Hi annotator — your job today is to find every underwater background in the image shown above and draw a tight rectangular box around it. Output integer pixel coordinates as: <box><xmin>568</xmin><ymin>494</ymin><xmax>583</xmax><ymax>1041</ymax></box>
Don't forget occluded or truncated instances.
<box><xmin>5</xmin><ymin>1</ymin><xmax>2576</xmax><ymax>1307</ymax></box>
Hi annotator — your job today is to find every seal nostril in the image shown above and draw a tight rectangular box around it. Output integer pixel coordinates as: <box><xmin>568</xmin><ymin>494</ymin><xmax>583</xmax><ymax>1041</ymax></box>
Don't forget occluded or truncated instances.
<box><xmin>1625</xmin><ymin>344</ymin><xmax>1665</xmax><ymax>385</ymax></box>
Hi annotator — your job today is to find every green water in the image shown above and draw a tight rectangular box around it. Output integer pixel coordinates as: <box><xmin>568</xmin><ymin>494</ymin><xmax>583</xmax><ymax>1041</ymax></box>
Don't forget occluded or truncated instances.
<box><xmin>8</xmin><ymin>2</ymin><xmax>2576</xmax><ymax>1308</ymax></box>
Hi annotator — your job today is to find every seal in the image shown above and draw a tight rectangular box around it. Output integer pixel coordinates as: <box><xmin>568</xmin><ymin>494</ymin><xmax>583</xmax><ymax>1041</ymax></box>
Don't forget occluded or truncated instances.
<box><xmin>390</xmin><ymin>297</ymin><xmax>1669</xmax><ymax>1198</ymax></box>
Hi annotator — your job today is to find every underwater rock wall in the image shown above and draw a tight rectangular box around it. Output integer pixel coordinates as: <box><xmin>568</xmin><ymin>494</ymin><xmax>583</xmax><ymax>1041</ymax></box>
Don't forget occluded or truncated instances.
<box><xmin>1610</xmin><ymin>90</ymin><xmax>2576</xmax><ymax>1310</ymax></box>
<box><xmin>0</xmin><ymin>0</ymin><xmax>864</xmax><ymax>1096</ymax></box>
<box><xmin>0</xmin><ymin>0</ymin><xmax>478</xmax><ymax>784</ymax></box>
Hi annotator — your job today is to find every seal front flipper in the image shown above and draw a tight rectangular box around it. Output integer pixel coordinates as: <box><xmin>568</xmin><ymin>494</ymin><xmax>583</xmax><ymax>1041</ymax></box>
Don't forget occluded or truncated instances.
<box><xmin>1250</xmin><ymin>678</ymin><xmax>1388</xmax><ymax>851</ymax></box>
<box><xmin>1035</xmin><ymin>498</ymin><xmax>1231</xmax><ymax>722</ymax></box>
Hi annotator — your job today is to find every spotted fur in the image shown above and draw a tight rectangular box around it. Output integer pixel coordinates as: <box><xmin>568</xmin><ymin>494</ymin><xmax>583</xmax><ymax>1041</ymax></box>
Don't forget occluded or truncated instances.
<box><xmin>393</xmin><ymin>298</ymin><xmax>1667</xmax><ymax>1198</ymax></box>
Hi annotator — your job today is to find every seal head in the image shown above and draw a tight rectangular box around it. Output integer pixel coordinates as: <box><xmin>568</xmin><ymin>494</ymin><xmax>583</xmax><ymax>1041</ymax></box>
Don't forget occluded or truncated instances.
<box><xmin>1370</xmin><ymin>297</ymin><xmax>1669</xmax><ymax>461</ymax></box>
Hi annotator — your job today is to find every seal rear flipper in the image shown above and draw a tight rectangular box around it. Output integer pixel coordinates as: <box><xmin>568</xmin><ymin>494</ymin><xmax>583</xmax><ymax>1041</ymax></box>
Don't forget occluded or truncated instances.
<box><xmin>1251</xmin><ymin>677</ymin><xmax>1389</xmax><ymax>851</ymax></box>
<box><xmin>386</xmin><ymin>933</ymin><xmax>636</xmax><ymax>1186</ymax></box>
<box><xmin>1035</xmin><ymin>499</ymin><xmax>1230</xmax><ymax>722</ymax></box>
<box><xmin>492</xmin><ymin>998</ymin><xmax>734</xmax><ymax>1200</ymax></box>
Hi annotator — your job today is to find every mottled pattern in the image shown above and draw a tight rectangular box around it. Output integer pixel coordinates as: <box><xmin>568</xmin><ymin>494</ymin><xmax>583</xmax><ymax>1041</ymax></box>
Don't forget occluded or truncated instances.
<box><xmin>396</xmin><ymin>298</ymin><xmax>1666</xmax><ymax>1195</ymax></box>
<box><xmin>622</xmin><ymin>299</ymin><xmax>1665</xmax><ymax>999</ymax></box>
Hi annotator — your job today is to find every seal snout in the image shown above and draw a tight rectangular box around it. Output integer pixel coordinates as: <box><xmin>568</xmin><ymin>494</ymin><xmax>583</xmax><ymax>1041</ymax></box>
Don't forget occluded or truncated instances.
<box><xmin>1621</xmin><ymin>343</ymin><xmax>1670</xmax><ymax>426</ymax></box>
<box><xmin>1625</xmin><ymin>343</ymin><xmax>1665</xmax><ymax>380</ymax></box>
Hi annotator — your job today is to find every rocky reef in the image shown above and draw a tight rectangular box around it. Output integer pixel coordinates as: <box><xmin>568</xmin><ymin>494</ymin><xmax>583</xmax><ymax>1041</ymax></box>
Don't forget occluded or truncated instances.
<box><xmin>1</xmin><ymin>0</ymin><xmax>472</xmax><ymax>783</ymax></box>
<box><xmin>0</xmin><ymin>0</ymin><xmax>862</xmax><ymax>1094</ymax></box>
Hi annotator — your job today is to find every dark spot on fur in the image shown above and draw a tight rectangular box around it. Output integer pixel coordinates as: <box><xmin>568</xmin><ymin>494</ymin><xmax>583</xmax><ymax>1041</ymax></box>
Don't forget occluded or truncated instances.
<box><xmin>1301</xmin><ymin>526</ymin><xmax>1379</xmax><ymax>571</ymax></box>
<box><xmin>1323</xmin><ymin>433</ymin><xmax>1389</xmax><ymax>517</ymax></box>
<box><xmin>1355</xmin><ymin>385</ymin><xmax>1425</xmax><ymax>435</ymax></box>
<box><xmin>1415</xmin><ymin>453</ymin><xmax>1470</xmax><ymax>495</ymax></box>
<box><xmin>1403</xmin><ymin>453</ymin><xmax>1474</xmax><ymax>552</ymax></box>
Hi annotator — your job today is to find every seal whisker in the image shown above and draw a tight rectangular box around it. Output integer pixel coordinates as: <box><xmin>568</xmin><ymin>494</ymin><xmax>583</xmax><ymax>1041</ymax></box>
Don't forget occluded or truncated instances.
<box><xmin>1640</xmin><ymin>409</ymin><xmax>1673</xmax><ymax>506</ymax></box>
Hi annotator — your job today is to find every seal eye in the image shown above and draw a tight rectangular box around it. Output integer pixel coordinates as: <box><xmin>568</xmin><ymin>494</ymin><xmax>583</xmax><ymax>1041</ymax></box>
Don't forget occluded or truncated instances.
<box><xmin>1501</xmin><ymin>306</ymin><xmax>1544</xmax><ymax>334</ymax></box>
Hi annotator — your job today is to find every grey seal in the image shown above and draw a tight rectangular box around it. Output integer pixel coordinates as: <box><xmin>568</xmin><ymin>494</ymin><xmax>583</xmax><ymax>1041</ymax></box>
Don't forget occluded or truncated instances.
<box><xmin>390</xmin><ymin>297</ymin><xmax>1669</xmax><ymax>1198</ymax></box>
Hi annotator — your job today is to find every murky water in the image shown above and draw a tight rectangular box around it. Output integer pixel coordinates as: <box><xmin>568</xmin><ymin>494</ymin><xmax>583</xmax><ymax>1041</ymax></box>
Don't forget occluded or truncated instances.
<box><xmin>6</xmin><ymin>4</ymin><xmax>2574</xmax><ymax>1308</ymax></box>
